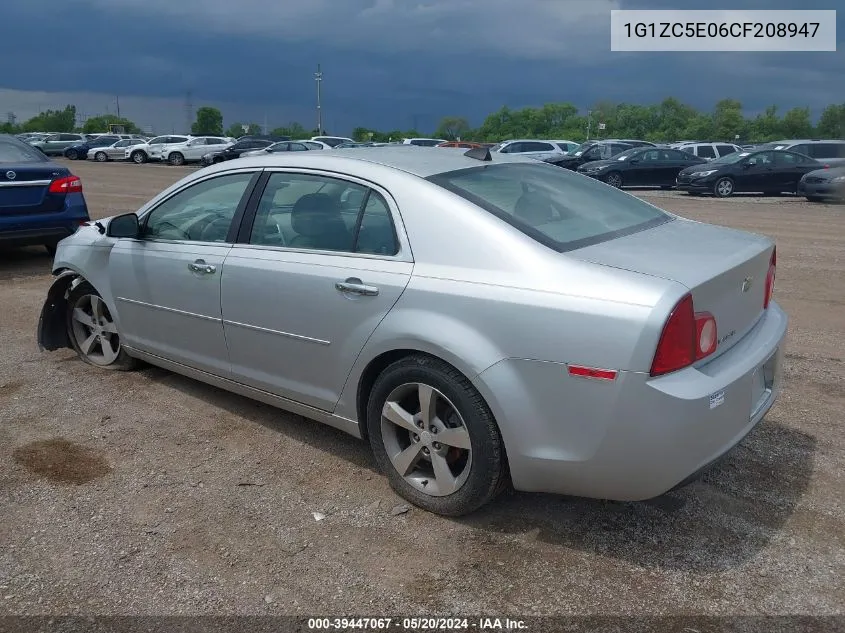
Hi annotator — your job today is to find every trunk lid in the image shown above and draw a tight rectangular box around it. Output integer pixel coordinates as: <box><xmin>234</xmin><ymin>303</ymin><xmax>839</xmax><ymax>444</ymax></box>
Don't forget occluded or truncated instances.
<box><xmin>570</xmin><ymin>218</ymin><xmax>774</xmax><ymax>357</ymax></box>
<box><xmin>0</xmin><ymin>164</ymin><xmax>69</xmax><ymax>214</ymax></box>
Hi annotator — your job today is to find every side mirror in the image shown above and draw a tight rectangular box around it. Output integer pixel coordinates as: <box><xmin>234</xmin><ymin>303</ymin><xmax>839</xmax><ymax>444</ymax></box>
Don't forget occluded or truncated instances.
<box><xmin>741</xmin><ymin>162</ymin><xmax>752</xmax><ymax>169</ymax></box>
<box><xmin>107</xmin><ymin>213</ymin><xmax>140</xmax><ymax>238</ymax></box>
<box><xmin>629</xmin><ymin>158</ymin><xmax>640</xmax><ymax>164</ymax></box>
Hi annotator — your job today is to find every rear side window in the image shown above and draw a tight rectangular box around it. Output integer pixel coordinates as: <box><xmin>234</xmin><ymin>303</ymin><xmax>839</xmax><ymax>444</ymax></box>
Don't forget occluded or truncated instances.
<box><xmin>808</xmin><ymin>143</ymin><xmax>843</xmax><ymax>159</ymax></box>
<box><xmin>428</xmin><ymin>163</ymin><xmax>671</xmax><ymax>252</ymax></box>
<box><xmin>697</xmin><ymin>145</ymin><xmax>716</xmax><ymax>158</ymax></box>
<box><xmin>522</xmin><ymin>142</ymin><xmax>555</xmax><ymax>152</ymax></box>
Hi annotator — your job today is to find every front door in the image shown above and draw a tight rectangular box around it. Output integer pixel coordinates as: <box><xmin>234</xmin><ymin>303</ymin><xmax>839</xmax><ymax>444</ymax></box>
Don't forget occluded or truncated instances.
<box><xmin>735</xmin><ymin>151</ymin><xmax>776</xmax><ymax>192</ymax></box>
<box><xmin>220</xmin><ymin>171</ymin><xmax>413</xmax><ymax>411</ymax></box>
<box><xmin>108</xmin><ymin>170</ymin><xmax>259</xmax><ymax>376</ymax></box>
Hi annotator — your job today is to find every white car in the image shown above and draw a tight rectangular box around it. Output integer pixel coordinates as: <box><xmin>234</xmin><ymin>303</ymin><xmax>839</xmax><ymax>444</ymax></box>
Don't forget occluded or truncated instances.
<box><xmin>490</xmin><ymin>139</ymin><xmax>569</xmax><ymax>161</ymax></box>
<box><xmin>402</xmin><ymin>138</ymin><xmax>447</xmax><ymax>147</ymax></box>
<box><xmin>160</xmin><ymin>136</ymin><xmax>235</xmax><ymax>166</ymax></box>
<box><xmin>125</xmin><ymin>135</ymin><xmax>192</xmax><ymax>164</ymax></box>
<box><xmin>311</xmin><ymin>135</ymin><xmax>354</xmax><ymax>147</ymax></box>
<box><xmin>676</xmin><ymin>142</ymin><xmax>742</xmax><ymax>162</ymax></box>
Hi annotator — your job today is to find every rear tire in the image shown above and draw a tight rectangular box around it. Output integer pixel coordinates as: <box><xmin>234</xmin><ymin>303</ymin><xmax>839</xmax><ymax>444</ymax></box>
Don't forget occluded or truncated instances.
<box><xmin>66</xmin><ymin>282</ymin><xmax>137</xmax><ymax>371</ymax></box>
<box><xmin>66</xmin><ymin>149</ymin><xmax>78</xmax><ymax>160</ymax></box>
<box><xmin>366</xmin><ymin>355</ymin><xmax>508</xmax><ymax>516</ymax></box>
<box><xmin>714</xmin><ymin>177</ymin><xmax>734</xmax><ymax>198</ymax></box>
<box><xmin>131</xmin><ymin>151</ymin><xmax>147</xmax><ymax>164</ymax></box>
<box><xmin>168</xmin><ymin>152</ymin><xmax>185</xmax><ymax>166</ymax></box>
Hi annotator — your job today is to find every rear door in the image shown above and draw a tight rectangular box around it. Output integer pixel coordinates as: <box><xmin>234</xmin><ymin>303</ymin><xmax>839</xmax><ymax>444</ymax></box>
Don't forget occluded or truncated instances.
<box><xmin>220</xmin><ymin>170</ymin><xmax>413</xmax><ymax>411</ymax></box>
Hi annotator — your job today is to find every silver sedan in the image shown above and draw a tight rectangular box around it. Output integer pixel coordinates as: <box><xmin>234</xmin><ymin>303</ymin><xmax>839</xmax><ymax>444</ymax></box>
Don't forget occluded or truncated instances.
<box><xmin>37</xmin><ymin>147</ymin><xmax>787</xmax><ymax>516</ymax></box>
<box><xmin>87</xmin><ymin>138</ymin><xmax>140</xmax><ymax>162</ymax></box>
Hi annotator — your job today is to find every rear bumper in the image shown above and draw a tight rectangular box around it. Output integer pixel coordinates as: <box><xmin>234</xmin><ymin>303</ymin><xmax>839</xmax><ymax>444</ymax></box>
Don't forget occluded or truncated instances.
<box><xmin>473</xmin><ymin>302</ymin><xmax>788</xmax><ymax>500</ymax></box>
<box><xmin>0</xmin><ymin>197</ymin><xmax>90</xmax><ymax>247</ymax></box>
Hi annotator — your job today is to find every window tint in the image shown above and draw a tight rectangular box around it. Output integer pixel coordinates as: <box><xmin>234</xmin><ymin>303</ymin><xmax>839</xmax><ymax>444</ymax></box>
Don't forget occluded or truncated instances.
<box><xmin>59</xmin><ymin>134</ymin><xmax>81</xmax><ymax>141</ymax></box>
<box><xmin>501</xmin><ymin>143</ymin><xmax>522</xmax><ymax>154</ymax></box>
<box><xmin>697</xmin><ymin>145</ymin><xmax>716</xmax><ymax>158</ymax></box>
<box><xmin>808</xmin><ymin>143</ymin><xmax>842</xmax><ymax>159</ymax></box>
<box><xmin>747</xmin><ymin>151</ymin><xmax>775</xmax><ymax>165</ymax></box>
<box><xmin>788</xmin><ymin>144</ymin><xmax>811</xmax><ymax>156</ymax></box>
<box><xmin>583</xmin><ymin>145</ymin><xmax>603</xmax><ymax>160</ymax></box>
<box><xmin>0</xmin><ymin>139</ymin><xmax>47</xmax><ymax>163</ymax></box>
<box><xmin>249</xmin><ymin>173</ymin><xmax>366</xmax><ymax>252</ymax></box>
<box><xmin>354</xmin><ymin>192</ymin><xmax>398</xmax><ymax>255</ymax></box>
<box><xmin>302</xmin><ymin>142</ymin><xmax>324</xmax><ymax>150</ymax></box>
<box><xmin>716</xmin><ymin>145</ymin><xmax>738</xmax><ymax>157</ymax></box>
<box><xmin>522</xmin><ymin>142</ymin><xmax>554</xmax><ymax>152</ymax></box>
<box><xmin>776</xmin><ymin>152</ymin><xmax>798</xmax><ymax>164</ymax></box>
<box><xmin>142</xmin><ymin>173</ymin><xmax>254</xmax><ymax>242</ymax></box>
<box><xmin>640</xmin><ymin>150</ymin><xmax>661</xmax><ymax>162</ymax></box>
<box><xmin>428</xmin><ymin>163</ymin><xmax>670</xmax><ymax>252</ymax></box>
<box><xmin>167</xmin><ymin>136</ymin><xmax>189</xmax><ymax>144</ymax></box>
<box><xmin>289</xmin><ymin>143</ymin><xmax>308</xmax><ymax>151</ymax></box>
<box><xmin>148</xmin><ymin>136</ymin><xmax>168</xmax><ymax>145</ymax></box>
<box><xmin>664</xmin><ymin>149</ymin><xmax>691</xmax><ymax>161</ymax></box>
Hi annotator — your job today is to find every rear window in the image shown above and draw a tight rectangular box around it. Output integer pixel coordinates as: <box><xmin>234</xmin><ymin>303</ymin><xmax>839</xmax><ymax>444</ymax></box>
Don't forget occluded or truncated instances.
<box><xmin>428</xmin><ymin>163</ymin><xmax>671</xmax><ymax>252</ymax></box>
<box><xmin>0</xmin><ymin>139</ymin><xmax>48</xmax><ymax>163</ymax></box>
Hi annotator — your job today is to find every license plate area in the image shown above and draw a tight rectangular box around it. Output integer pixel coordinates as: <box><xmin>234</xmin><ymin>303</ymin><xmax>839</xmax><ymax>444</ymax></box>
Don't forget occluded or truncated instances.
<box><xmin>750</xmin><ymin>350</ymin><xmax>777</xmax><ymax>419</ymax></box>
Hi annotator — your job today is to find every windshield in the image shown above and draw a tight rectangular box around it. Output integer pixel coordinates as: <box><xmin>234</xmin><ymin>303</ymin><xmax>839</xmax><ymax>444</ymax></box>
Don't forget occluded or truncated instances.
<box><xmin>428</xmin><ymin>162</ymin><xmax>671</xmax><ymax>252</ymax></box>
<box><xmin>571</xmin><ymin>142</ymin><xmax>594</xmax><ymax>156</ymax></box>
<box><xmin>0</xmin><ymin>138</ymin><xmax>48</xmax><ymax>163</ymax></box>
<box><xmin>710</xmin><ymin>151</ymin><xmax>751</xmax><ymax>165</ymax></box>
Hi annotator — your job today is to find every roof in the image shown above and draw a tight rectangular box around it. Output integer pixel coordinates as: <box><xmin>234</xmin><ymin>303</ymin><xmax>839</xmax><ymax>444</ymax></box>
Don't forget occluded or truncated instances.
<box><xmin>224</xmin><ymin>145</ymin><xmax>533</xmax><ymax>178</ymax></box>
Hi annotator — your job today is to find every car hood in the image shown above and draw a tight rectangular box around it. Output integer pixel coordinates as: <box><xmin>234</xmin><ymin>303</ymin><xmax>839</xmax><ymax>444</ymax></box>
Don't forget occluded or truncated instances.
<box><xmin>679</xmin><ymin>163</ymin><xmax>722</xmax><ymax>175</ymax></box>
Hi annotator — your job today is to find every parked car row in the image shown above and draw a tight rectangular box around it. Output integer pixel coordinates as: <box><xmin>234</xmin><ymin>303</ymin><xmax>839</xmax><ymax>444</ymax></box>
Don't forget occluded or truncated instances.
<box><xmin>542</xmin><ymin>138</ymin><xmax>845</xmax><ymax>200</ymax></box>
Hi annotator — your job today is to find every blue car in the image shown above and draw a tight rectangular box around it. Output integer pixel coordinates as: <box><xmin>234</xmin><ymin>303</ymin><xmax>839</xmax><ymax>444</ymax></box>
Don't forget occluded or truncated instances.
<box><xmin>0</xmin><ymin>134</ymin><xmax>91</xmax><ymax>254</ymax></box>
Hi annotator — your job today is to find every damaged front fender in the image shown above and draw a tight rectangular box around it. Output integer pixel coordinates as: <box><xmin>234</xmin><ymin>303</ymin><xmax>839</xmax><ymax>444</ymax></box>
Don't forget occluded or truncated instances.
<box><xmin>37</xmin><ymin>270</ymin><xmax>81</xmax><ymax>351</ymax></box>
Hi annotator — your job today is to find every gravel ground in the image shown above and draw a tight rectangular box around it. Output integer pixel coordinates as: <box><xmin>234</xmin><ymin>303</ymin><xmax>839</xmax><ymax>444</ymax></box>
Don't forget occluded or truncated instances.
<box><xmin>0</xmin><ymin>160</ymin><xmax>843</xmax><ymax>617</ymax></box>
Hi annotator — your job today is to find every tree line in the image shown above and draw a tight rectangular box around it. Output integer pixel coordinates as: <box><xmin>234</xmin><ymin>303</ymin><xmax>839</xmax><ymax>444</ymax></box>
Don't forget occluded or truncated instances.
<box><xmin>3</xmin><ymin>99</ymin><xmax>844</xmax><ymax>143</ymax></box>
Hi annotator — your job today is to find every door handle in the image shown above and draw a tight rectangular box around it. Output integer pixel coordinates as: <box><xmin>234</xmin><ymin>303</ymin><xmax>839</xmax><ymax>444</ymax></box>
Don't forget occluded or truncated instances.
<box><xmin>335</xmin><ymin>278</ymin><xmax>379</xmax><ymax>296</ymax></box>
<box><xmin>188</xmin><ymin>259</ymin><xmax>216</xmax><ymax>274</ymax></box>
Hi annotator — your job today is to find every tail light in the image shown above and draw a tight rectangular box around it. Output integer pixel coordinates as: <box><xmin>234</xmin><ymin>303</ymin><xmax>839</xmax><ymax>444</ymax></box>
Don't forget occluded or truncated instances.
<box><xmin>48</xmin><ymin>175</ymin><xmax>82</xmax><ymax>194</ymax></box>
<box><xmin>763</xmin><ymin>247</ymin><xmax>776</xmax><ymax>309</ymax></box>
<box><xmin>650</xmin><ymin>294</ymin><xmax>717</xmax><ymax>377</ymax></box>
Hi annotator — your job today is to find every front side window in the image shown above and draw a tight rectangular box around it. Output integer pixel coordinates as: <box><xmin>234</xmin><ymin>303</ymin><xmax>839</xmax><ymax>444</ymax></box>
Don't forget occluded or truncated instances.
<box><xmin>248</xmin><ymin>173</ymin><xmax>397</xmax><ymax>254</ymax></box>
<box><xmin>747</xmin><ymin>151</ymin><xmax>775</xmax><ymax>166</ymax></box>
<box><xmin>697</xmin><ymin>145</ymin><xmax>716</xmax><ymax>158</ymax></box>
<box><xmin>716</xmin><ymin>145</ymin><xmax>738</xmax><ymax>157</ymax></box>
<box><xmin>142</xmin><ymin>172</ymin><xmax>254</xmax><ymax>242</ymax></box>
<box><xmin>428</xmin><ymin>163</ymin><xmax>670</xmax><ymax>252</ymax></box>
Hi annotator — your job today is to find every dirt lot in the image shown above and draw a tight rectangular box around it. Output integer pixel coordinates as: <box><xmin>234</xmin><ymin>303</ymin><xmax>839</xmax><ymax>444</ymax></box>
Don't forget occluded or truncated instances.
<box><xmin>1</xmin><ymin>160</ymin><xmax>843</xmax><ymax>617</ymax></box>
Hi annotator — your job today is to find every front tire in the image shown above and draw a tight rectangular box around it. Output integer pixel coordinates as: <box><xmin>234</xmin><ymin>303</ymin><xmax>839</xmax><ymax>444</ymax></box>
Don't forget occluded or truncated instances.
<box><xmin>66</xmin><ymin>282</ymin><xmax>136</xmax><ymax>371</ymax></box>
<box><xmin>131</xmin><ymin>150</ymin><xmax>147</xmax><ymax>164</ymax></box>
<box><xmin>366</xmin><ymin>355</ymin><xmax>507</xmax><ymax>516</ymax></box>
<box><xmin>714</xmin><ymin>177</ymin><xmax>734</xmax><ymax>198</ymax></box>
<box><xmin>95</xmin><ymin>151</ymin><xmax>108</xmax><ymax>162</ymax></box>
<box><xmin>605</xmin><ymin>171</ymin><xmax>624</xmax><ymax>188</ymax></box>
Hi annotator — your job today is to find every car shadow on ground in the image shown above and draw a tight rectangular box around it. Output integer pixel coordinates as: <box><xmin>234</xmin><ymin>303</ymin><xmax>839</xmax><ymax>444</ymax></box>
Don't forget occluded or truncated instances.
<box><xmin>135</xmin><ymin>365</ymin><xmax>814</xmax><ymax>572</ymax></box>
<box><xmin>137</xmin><ymin>365</ymin><xmax>379</xmax><ymax>474</ymax></box>
<box><xmin>460</xmin><ymin>421</ymin><xmax>815</xmax><ymax>572</ymax></box>
<box><xmin>0</xmin><ymin>247</ymin><xmax>54</xmax><ymax>281</ymax></box>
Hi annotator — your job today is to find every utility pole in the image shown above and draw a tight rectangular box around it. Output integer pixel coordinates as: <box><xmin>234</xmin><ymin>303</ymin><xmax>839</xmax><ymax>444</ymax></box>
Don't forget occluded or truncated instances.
<box><xmin>314</xmin><ymin>63</ymin><xmax>323</xmax><ymax>135</ymax></box>
<box><xmin>587</xmin><ymin>110</ymin><xmax>593</xmax><ymax>140</ymax></box>
<box><xmin>115</xmin><ymin>95</ymin><xmax>121</xmax><ymax>119</ymax></box>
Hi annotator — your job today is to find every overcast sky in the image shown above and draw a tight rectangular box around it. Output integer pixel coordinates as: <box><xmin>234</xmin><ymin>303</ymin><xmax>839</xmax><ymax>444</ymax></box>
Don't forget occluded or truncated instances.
<box><xmin>1</xmin><ymin>0</ymin><xmax>842</xmax><ymax>134</ymax></box>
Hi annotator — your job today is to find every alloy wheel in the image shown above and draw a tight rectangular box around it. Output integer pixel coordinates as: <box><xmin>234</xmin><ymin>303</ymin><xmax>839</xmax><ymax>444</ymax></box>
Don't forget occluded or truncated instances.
<box><xmin>380</xmin><ymin>382</ymin><xmax>472</xmax><ymax>497</ymax></box>
<box><xmin>69</xmin><ymin>294</ymin><xmax>121</xmax><ymax>366</ymax></box>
